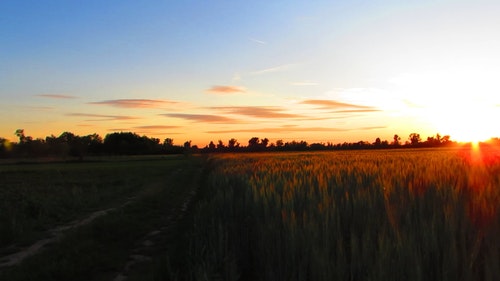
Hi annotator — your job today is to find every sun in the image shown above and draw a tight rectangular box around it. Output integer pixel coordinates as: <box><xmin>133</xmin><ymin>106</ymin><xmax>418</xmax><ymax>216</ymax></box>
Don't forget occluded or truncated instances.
<box><xmin>427</xmin><ymin>101</ymin><xmax>497</xmax><ymax>144</ymax></box>
<box><xmin>390</xmin><ymin>65</ymin><xmax>500</xmax><ymax>144</ymax></box>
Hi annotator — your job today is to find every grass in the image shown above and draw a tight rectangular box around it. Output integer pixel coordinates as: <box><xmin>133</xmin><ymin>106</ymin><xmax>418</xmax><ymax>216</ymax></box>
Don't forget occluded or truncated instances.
<box><xmin>0</xmin><ymin>155</ymin><xmax>204</xmax><ymax>280</ymax></box>
<box><xmin>0</xmin><ymin>156</ymin><xmax>184</xmax><ymax>249</ymax></box>
<box><xmin>168</xmin><ymin>147</ymin><xmax>500</xmax><ymax>281</ymax></box>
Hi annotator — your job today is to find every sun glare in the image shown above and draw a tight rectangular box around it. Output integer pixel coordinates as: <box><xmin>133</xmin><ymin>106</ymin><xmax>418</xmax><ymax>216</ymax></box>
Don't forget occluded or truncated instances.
<box><xmin>431</xmin><ymin>103</ymin><xmax>496</xmax><ymax>144</ymax></box>
<box><xmin>393</xmin><ymin>67</ymin><xmax>500</xmax><ymax>144</ymax></box>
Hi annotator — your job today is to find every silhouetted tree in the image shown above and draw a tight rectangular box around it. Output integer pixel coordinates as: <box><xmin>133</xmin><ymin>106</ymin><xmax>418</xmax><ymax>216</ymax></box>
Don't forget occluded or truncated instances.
<box><xmin>393</xmin><ymin>134</ymin><xmax>401</xmax><ymax>146</ymax></box>
<box><xmin>164</xmin><ymin>138</ymin><xmax>174</xmax><ymax>147</ymax></box>
<box><xmin>248</xmin><ymin>137</ymin><xmax>261</xmax><ymax>151</ymax></box>
<box><xmin>310</xmin><ymin>143</ymin><xmax>327</xmax><ymax>150</ymax></box>
<box><xmin>208</xmin><ymin>141</ymin><xmax>216</xmax><ymax>151</ymax></box>
<box><xmin>228</xmin><ymin>138</ymin><xmax>240</xmax><ymax>151</ymax></box>
<box><xmin>15</xmin><ymin>129</ymin><xmax>27</xmax><ymax>143</ymax></box>
<box><xmin>441</xmin><ymin>135</ymin><xmax>451</xmax><ymax>144</ymax></box>
<box><xmin>276</xmin><ymin>139</ymin><xmax>284</xmax><ymax>148</ymax></box>
<box><xmin>103</xmin><ymin>132</ymin><xmax>161</xmax><ymax>155</ymax></box>
<box><xmin>217</xmin><ymin>140</ymin><xmax>225</xmax><ymax>150</ymax></box>
<box><xmin>409</xmin><ymin>133</ymin><xmax>421</xmax><ymax>146</ymax></box>
<box><xmin>284</xmin><ymin>140</ymin><xmax>308</xmax><ymax>151</ymax></box>
<box><xmin>0</xmin><ymin>138</ymin><xmax>10</xmax><ymax>158</ymax></box>
<box><xmin>261</xmin><ymin>138</ymin><xmax>269</xmax><ymax>148</ymax></box>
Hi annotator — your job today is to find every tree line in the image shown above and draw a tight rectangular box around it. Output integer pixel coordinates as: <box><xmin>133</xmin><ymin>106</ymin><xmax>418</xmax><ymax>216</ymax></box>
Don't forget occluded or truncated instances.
<box><xmin>0</xmin><ymin>129</ymin><xmax>470</xmax><ymax>159</ymax></box>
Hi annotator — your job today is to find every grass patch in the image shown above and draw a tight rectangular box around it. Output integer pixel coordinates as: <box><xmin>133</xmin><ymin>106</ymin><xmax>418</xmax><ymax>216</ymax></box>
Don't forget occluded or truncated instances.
<box><xmin>0</xmin><ymin>155</ymin><xmax>204</xmax><ymax>280</ymax></box>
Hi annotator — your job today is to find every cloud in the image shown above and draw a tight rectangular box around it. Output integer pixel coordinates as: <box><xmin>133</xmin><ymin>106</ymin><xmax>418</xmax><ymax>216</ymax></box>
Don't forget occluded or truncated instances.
<box><xmin>134</xmin><ymin>125</ymin><xmax>180</xmax><ymax>130</ymax></box>
<box><xmin>212</xmin><ymin>106</ymin><xmax>305</xmax><ymax>119</ymax></box>
<box><xmin>206</xmin><ymin>126</ymin><xmax>351</xmax><ymax>134</ymax></box>
<box><xmin>358</xmin><ymin>126</ymin><xmax>387</xmax><ymax>131</ymax></box>
<box><xmin>107</xmin><ymin>128</ymin><xmax>132</xmax><ymax>132</ymax></box>
<box><xmin>37</xmin><ymin>94</ymin><xmax>78</xmax><ymax>99</ymax></box>
<box><xmin>249</xmin><ymin>38</ymin><xmax>267</xmax><ymax>45</ymax></box>
<box><xmin>67</xmin><ymin>113</ymin><xmax>138</xmax><ymax>121</ymax></box>
<box><xmin>251</xmin><ymin>64</ymin><xmax>295</xmax><ymax>75</ymax></box>
<box><xmin>300</xmin><ymin>99</ymin><xmax>374</xmax><ymax>110</ymax></box>
<box><xmin>133</xmin><ymin>125</ymin><xmax>182</xmax><ymax>135</ymax></box>
<box><xmin>206</xmin><ymin>85</ymin><xmax>246</xmax><ymax>94</ymax></box>
<box><xmin>331</xmin><ymin>109</ymin><xmax>381</xmax><ymax>114</ymax></box>
<box><xmin>89</xmin><ymin>99</ymin><xmax>178</xmax><ymax>108</ymax></box>
<box><xmin>106</xmin><ymin>127</ymin><xmax>182</xmax><ymax>135</ymax></box>
<box><xmin>23</xmin><ymin>106</ymin><xmax>54</xmax><ymax>111</ymax></box>
<box><xmin>207</xmin><ymin>125</ymin><xmax>387</xmax><ymax>134</ymax></box>
<box><xmin>162</xmin><ymin>113</ymin><xmax>239</xmax><ymax>123</ymax></box>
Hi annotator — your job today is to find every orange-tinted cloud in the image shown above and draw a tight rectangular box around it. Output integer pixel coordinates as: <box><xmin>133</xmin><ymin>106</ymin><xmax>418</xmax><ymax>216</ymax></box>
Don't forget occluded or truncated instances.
<box><xmin>67</xmin><ymin>113</ymin><xmax>139</xmax><ymax>121</ymax></box>
<box><xmin>162</xmin><ymin>113</ymin><xmax>239</xmax><ymax>123</ymax></box>
<box><xmin>106</xmin><ymin>127</ymin><xmax>182</xmax><ymax>135</ymax></box>
<box><xmin>23</xmin><ymin>106</ymin><xmax>54</xmax><ymax>111</ymax></box>
<box><xmin>107</xmin><ymin>128</ymin><xmax>132</xmax><ymax>132</ymax></box>
<box><xmin>207</xmin><ymin>125</ymin><xmax>387</xmax><ymax>134</ymax></box>
<box><xmin>332</xmin><ymin>109</ymin><xmax>381</xmax><ymax>114</ymax></box>
<box><xmin>134</xmin><ymin>125</ymin><xmax>180</xmax><ymax>130</ymax></box>
<box><xmin>206</xmin><ymin>85</ymin><xmax>246</xmax><ymax>94</ymax></box>
<box><xmin>358</xmin><ymin>126</ymin><xmax>387</xmax><ymax>130</ymax></box>
<box><xmin>133</xmin><ymin>125</ymin><xmax>182</xmax><ymax>135</ymax></box>
<box><xmin>300</xmin><ymin>99</ymin><xmax>374</xmax><ymax>109</ymax></box>
<box><xmin>207</xmin><ymin>126</ymin><xmax>351</xmax><ymax>134</ymax></box>
<box><xmin>89</xmin><ymin>99</ymin><xmax>178</xmax><ymax>108</ymax></box>
<box><xmin>37</xmin><ymin>94</ymin><xmax>78</xmax><ymax>99</ymax></box>
<box><xmin>212</xmin><ymin>106</ymin><xmax>305</xmax><ymax>119</ymax></box>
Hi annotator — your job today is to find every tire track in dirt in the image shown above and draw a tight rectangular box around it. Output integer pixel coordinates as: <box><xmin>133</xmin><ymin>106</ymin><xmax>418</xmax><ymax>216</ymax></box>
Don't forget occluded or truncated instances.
<box><xmin>0</xmin><ymin>198</ymin><xmax>137</xmax><ymax>269</ymax></box>
<box><xmin>112</xmin><ymin>169</ymin><xmax>199</xmax><ymax>281</ymax></box>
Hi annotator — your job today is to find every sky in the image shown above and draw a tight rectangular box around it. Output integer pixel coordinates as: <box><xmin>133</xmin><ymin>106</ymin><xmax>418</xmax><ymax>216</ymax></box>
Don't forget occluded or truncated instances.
<box><xmin>2</xmin><ymin>0</ymin><xmax>500</xmax><ymax>146</ymax></box>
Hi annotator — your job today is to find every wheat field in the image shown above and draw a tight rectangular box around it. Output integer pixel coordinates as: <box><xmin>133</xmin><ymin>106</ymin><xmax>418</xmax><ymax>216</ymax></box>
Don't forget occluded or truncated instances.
<box><xmin>175</xmin><ymin>147</ymin><xmax>500</xmax><ymax>281</ymax></box>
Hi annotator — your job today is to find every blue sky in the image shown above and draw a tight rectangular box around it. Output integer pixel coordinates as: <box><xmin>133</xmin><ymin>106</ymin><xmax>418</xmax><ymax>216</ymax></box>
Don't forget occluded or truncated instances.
<box><xmin>1</xmin><ymin>0</ymin><xmax>499</xmax><ymax>145</ymax></box>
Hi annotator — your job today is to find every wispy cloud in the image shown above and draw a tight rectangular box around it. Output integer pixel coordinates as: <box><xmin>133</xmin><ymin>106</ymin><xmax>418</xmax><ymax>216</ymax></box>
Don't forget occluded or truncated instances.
<box><xmin>212</xmin><ymin>106</ymin><xmax>304</xmax><ymax>119</ymax></box>
<box><xmin>206</xmin><ymin>85</ymin><xmax>246</xmax><ymax>94</ymax></box>
<box><xmin>249</xmin><ymin>38</ymin><xmax>267</xmax><ymax>45</ymax></box>
<box><xmin>133</xmin><ymin>125</ymin><xmax>182</xmax><ymax>135</ymax></box>
<box><xmin>67</xmin><ymin>113</ymin><xmax>138</xmax><ymax>121</ymax></box>
<box><xmin>358</xmin><ymin>126</ymin><xmax>387</xmax><ymax>130</ymax></box>
<box><xmin>107</xmin><ymin>128</ymin><xmax>132</xmax><ymax>132</ymax></box>
<box><xmin>300</xmin><ymin>99</ymin><xmax>375</xmax><ymax>110</ymax></box>
<box><xmin>162</xmin><ymin>113</ymin><xmax>239</xmax><ymax>123</ymax></box>
<box><xmin>332</xmin><ymin>109</ymin><xmax>381</xmax><ymax>114</ymax></box>
<box><xmin>37</xmin><ymin>94</ymin><xmax>78</xmax><ymax>99</ymax></box>
<box><xmin>106</xmin><ymin>127</ymin><xmax>183</xmax><ymax>135</ymax></box>
<box><xmin>134</xmin><ymin>125</ymin><xmax>180</xmax><ymax>130</ymax></box>
<box><xmin>207</xmin><ymin>126</ymin><xmax>350</xmax><ymax>134</ymax></box>
<box><xmin>251</xmin><ymin>64</ymin><xmax>295</xmax><ymax>75</ymax></box>
<box><xmin>23</xmin><ymin>106</ymin><xmax>54</xmax><ymax>111</ymax></box>
<box><xmin>207</xmin><ymin>125</ymin><xmax>387</xmax><ymax>134</ymax></box>
<box><xmin>89</xmin><ymin>99</ymin><xmax>178</xmax><ymax>108</ymax></box>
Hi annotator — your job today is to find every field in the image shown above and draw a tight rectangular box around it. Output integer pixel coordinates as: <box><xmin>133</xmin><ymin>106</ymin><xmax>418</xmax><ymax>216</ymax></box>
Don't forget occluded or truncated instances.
<box><xmin>1</xmin><ymin>147</ymin><xmax>500</xmax><ymax>280</ymax></box>
<box><xmin>0</xmin><ymin>155</ymin><xmax>204</xmax><ymax>280</ymax></box>
<box><xmin>172</xmin><ymin>147</ymin><xmax>500</xmax><ymax>281</ymax></box>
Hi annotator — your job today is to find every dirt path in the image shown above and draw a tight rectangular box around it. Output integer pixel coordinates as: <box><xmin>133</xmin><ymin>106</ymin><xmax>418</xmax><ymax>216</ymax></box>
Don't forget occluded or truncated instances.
<box><xmin>111</xmin><ymin>180</ymin><xmax>198</xmax><ymax>281</ymax></box>
<box><xmin>0</xmin><ymin>197</ymin><xmax>136</xmax><ymax>268</ymax></box>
